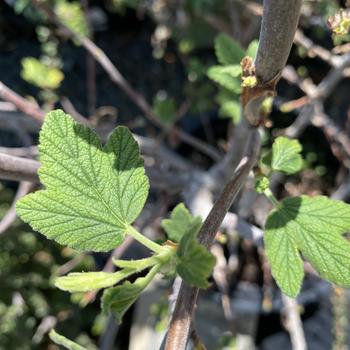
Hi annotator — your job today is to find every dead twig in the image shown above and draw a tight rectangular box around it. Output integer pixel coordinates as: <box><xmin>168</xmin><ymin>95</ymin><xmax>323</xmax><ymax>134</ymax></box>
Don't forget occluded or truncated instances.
<box><xmin>0</xmin><ymin>181</ymin><xmax>34</xmax><ymax>235</ymax></box>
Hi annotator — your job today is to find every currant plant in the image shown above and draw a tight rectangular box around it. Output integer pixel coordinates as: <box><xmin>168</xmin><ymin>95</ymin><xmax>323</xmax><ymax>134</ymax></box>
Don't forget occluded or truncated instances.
<box><xmin>256</xmin><ymin>136</ymin><xmax>350</xmax><ymax>297</ymax></box>
<box><xmin>207</xmin><ymin>33</ymin><xmax>258</xmax><ymax>123</ymax></box>
<box><xmin>15</xmin><ymin>110</ymin><xmax>215</xmax><ymax>329</ymax></box>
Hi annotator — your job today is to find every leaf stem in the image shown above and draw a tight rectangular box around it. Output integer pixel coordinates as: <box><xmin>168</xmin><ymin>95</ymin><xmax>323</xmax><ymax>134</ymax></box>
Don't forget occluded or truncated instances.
<box><xmin>127</xmin><ymin>225</ymin><xmax>164</xmax><ymax>254</ymax></box>
<box><xmin>264</xmin><ymin>188</ymin><xmax>281</xmax><ymax>208</ymax></box>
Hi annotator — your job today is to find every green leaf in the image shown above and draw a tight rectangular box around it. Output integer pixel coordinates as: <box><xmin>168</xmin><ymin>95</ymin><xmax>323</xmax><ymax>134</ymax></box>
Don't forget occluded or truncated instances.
<box><xmin>49</xmin><ymin>329</ymin><xmax>85</xmax><ymax>350</ymax></box>
<box><xmin>16</xmin><ymin>110</ymin><xmax>149</xmax><ymax>252</ymax></box>
<box><xmin>214</xmin><ymin>33</ymin><xmax>245</xmax><ymax>65</ymax></box>
<box><xmin>55</xmin><ymin>1</ymin><xmax>89</xmax><ymax>38</ymax></box>
<box><xmin>207</xmin><ymin>66</ymin><xmax>242</xmax><ymax>94</ymax></box>
<box><xmin>267</xmin><ymin>136</ymin><xmax>303</xmax><ymax>174</ymax></box>
<box><xmin>265</xmin><ymin>196</ymin><xmax>350</xmax><ymax>297</ymax></box>
<box><xmin>176</xmin><ymin>222</ymin><xmax>216</xmax><ymax>288</ymax></box>
<box><xmin>161</xmin><ymin>203</ymin><xmax>202</xmax><ymax>243</ymax></box>
<box><xmin>153</xmin><ymin>95</ymin><xmax>177</xmax><ymax>124</ymax></box>
<box><xmin>246</xmin><ymin>40</ymin><xmax>259</xmax><ymax>59</ymax></box>
<box><xmin>55</xmin><ymin>270</ymin><xmax>134</xmax><ymax>292</ymax></box>
<box><xmin>101</xmin><ymin>264</ymin><xmax>160</xmax><ymax>323</ymax></box>
<box><xmin>219</xmin><ymin>100</ymin><xmax>241</xmax><ymax>124</ymax></box>
<box><xmin>21</xmin><ymin>57</ymin><xmax>64</xmax><ymax>90</ymax></box>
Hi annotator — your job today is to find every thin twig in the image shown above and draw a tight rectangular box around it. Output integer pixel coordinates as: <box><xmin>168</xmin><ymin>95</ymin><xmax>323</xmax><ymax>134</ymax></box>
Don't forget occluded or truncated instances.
<box><xmin>0</xmin><ymin>153</ymin><xmax>40</xmax><ymax>183</ymax></box>
<box><xmin>165</xmin><ymin>1</ymin><xmax>302</xmax><ymax>348</ymax></box>
<box><xmin>0</xmin><ymin>181</ymin><xmax>34</xmax><ymax>235</ymax></box>
<box><xmin>165</xmin><ymin>129</ymin><xmax>261</xmax><ymax>350</ymax></box>
<box><xmin>0</xmin><ymin>81</ymin><xmax>45</xmax><ymax>122</ymax></box>
<box><xmin>282</xmin><ymin>295</ymin><xmax>307</xmax><ymax>350</ymax></box>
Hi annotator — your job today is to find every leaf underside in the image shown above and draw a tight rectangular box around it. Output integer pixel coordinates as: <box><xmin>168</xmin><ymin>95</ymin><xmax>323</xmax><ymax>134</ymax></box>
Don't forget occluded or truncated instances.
<box><xmin>270</xmin><ymin>136</ymin><xmax>303</xmax><ymax>174</ymax></box>
<box><xmin>16</xmin><ymin>110</ymin><xmax>149</xmax><ymax>252</ymax></box>
<box><xmin>265</xmin><ymin>195</ymin><xmax>350</xmax><ymax>297</ymax></box>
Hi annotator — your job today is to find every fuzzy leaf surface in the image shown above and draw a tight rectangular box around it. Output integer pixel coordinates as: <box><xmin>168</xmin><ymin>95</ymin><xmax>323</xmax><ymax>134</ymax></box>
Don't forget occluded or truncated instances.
<box><xmin>16</xmin><ymin>110</ymin><xmax>149</xmax><ymax>252</ymax></box>
<box><xmin>270</xmin><ymin>136</ymin><xmax>303</xmax><ymax>174</ymax></box>
<box><xmin>55</xmin><ymin>270</ymin><xmax>134</xmax><ymax>292</ymax></box>
<box><xmin>49</xmin><ymin>329</ymin><xmax>85</xmax><ymax>350</ymax></box>
<box><xmin>176</xmin><ymin>221</ymin><xmax>216</xmax><ymax>288</ymax></box>
<box><xmin>265</xmin><ymin>196</ymin><xmax>350</xmax><ymax>297</ymax></box>
<box><xmin>161</xmin><ymin>203</ymin><xmax>202</xmax><ymax>242</ymax></box>
<box><xmin>207</xmin><ymin>66</ymin><xmax>242</xmax><ymax>94</ymax></box>
<box><xmin>214</xmin><ymin>33</ymin><xmax>245</xmax><ymax>65</ymax></box>
<box><xmin>101</xmin><ymin>265</ymin><xmax>159</xmax><ymax>323</ymax></box>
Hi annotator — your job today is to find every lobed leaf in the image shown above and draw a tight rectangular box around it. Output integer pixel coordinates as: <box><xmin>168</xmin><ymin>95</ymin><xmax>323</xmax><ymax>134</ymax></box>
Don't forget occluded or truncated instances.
<box><xmin>161</xmin><ymin>203</ymin><xmax>202</xmax><ymax>242</ymax></box>
<box><xmin>16</xmin><ymin>110</ymin><xmax>149</xmax><ymax>252</ymax></box>
<box><xmin>207</xmin><ymin>66</ymin><xmax>242</xmax><ymax>94</ymax></box>
<box><xmin>265</xmin><ymin>196</ymin><xmax>350</xmax><ymax>297</ymax></box>
<box><xmin>267</xmin><ymin>136</ymin><xmax>303</xmax><ymax>174</ymax></box>
<box><xmin>176</xmin><ymin>221</ymin><xmax>216</xmax><ymax>288</ymax></box>
<box><xmin>214</xmin><ymin>33</ymin><xmax>245</xmax><ymax>65</ymax></box>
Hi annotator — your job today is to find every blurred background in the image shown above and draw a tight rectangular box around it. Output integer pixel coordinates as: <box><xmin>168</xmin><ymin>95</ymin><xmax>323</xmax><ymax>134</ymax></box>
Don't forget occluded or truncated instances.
<box><xmin>1</xmin><ymin>0</ymin><xmax>350</xmax><ymax>349</ymax></box>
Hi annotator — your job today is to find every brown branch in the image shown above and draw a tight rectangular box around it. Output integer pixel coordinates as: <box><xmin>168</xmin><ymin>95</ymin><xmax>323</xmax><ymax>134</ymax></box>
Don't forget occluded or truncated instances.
<box><xmin>0</xmin><ymin>81</ymin><xmax>45</xmax><ymax>122</ymax></box>
<box><xmin>165</xmin><ymin>1</ymin><xmax>302</xmax><ymax>348</ymax></box>
<box><xmin>0</xmin><ymin>181</ymin><xmax>34</xmax><ymax>235</ymax></box>
<box><xmin>164</xmin><ymin>129</ymin><xmax>261</xmax><ymax>350</ymax></box>
<box><xmin>0</xmin><ymin>153</ymin><xmax>40</xmax><ymax>183</ymax></box>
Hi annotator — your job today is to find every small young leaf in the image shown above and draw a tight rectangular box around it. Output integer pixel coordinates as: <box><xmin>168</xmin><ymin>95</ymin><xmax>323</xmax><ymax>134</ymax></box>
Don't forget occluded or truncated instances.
<box><xmin>219</xmin><ymin>100</ymin><xmax>241</xmax><ymax>123</ymax></box>
<box><xmin>207</xmin><ymin>66</ymin><xmax>242</xmax><ymax>94</ymax></box>
<box><xmin>16</xmin><ymin>110</ymin><xmax>149</xmax><ymax>252</ymax></box>
<box><xmin>161</xmin><ymin>203</ymin><xmax>202</xmax><ymax>242</ymax></box>
<box><xmin>21</xmin><ymin>57</ymin><xmax>64</xmax><ymax>90</ymax></box>
<box><xmin>153</xmin><ymin>95</ymin><xmax>177</xmax><ymax>124</ymax></box>
<box><xmin>246</xmin><ymin>40</ymin><xmax>259</xmax><ymax>59</ymax></box>
<box><xmin>265</xmin><ymin>196</ymin><xmax>350</xmax><ymax>297</ymax></box>
<box><xmin>55</xmin><ymin>1</ymin><xmax>89</xmax><ymax>38</ymax></box>
<box><xmin>55</xmin><ymin>270</ymin><xmax>134</xmax><ymax>292</ymax></box>
<box><xmin>49</xmin><ymin>329</ymin><xmax>85</xmax><ymax>350</ymax></box>
<box><xmin>176</xmin><ymin>222</ymin><xmax>216</xmax><ymax>288</ymax></box>
<box><xmin>101</xmin><ymin>265</ymin><xmax>160</xmax><ymax>323</ymax></box>
<box><xmin>214</xmin><ymin>33</ymin><xmax>245</xmax><ymax>65</ymax></box>
<box><xmin>269</xmin><ymin>136</ymin><xmax>303</xmax><ymax>174</ymax></box>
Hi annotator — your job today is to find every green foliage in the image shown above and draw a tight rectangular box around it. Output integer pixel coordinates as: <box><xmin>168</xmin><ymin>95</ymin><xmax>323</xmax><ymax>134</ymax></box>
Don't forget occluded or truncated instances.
<box><xmin>55</xmin><ymin>271</ymin><xmax>135</xmax><ymax>292</ymax></box>
<box><xmin>207</xmin><ymin>66</ymin><xmax>242</xmax><ymax>94</ymax></box>
<box><xmin>21</xmin><ymin>57</ymin><xmax>64</xmax><ymax>90</ymax></box>
<box><xmin>246</xmin><ymin>40</ymin><xmax>259</xmax><ymax>59</ymax></box>
<box><xmin>254</xmin><ymin>176</ymin><xmax>270</xmax><ymax>194</ymax></box>
<box><xmin>214</xmin><ymin>33</ymin><xmax>245</xmax><ymax>65</ymax></box>
<box><xmin>265</xmin><ymin>196</ymin><xmax>350</xmax><ymax>297</ymax></box>
<box><xmin>263</xmin><ymin>136</ymin><xmax>303</xmax><ymax>175</ymax></box>
<box><xmin>208</xmin><ymin>35</ymin><xmax>259</xmax><ymax>124</ymax></box>
<box><xmin>49</xmin><ymin>329</ymin><xmax>85</xmax><ymax>350</ymax></box>
<box><xmin>153</xmin><ymin>94</ymin><xmax>177</xmax><ymax>124</ymax></box>
<box><xmin>328</xmin><ymin>9</ymin><xmax>350</xmax><ymax>44</ymax></box>
<box><xmin>161</xmin><ymin>203</ymin><xmax>202</xmax><ymax>242</ymax></box>
<box><xmin>218</xmin><ymin>101</ymin><xmax>241</xmax><ymax>123</ymax></box>
<box><xmin>101</xmin><ymin>264</ymin><xmax>161</xmax><ymax>324</ymax></box>
<box><xmin>176</xmin><ymin>221</ymin><xmax>216</xmax><ymax>288</ymax></box>
<box><xmin>55</xmin><ymin>1</ymin><xmax>89</xmax><ymax>38</ymax></box>
<box><xmin>16</xmin><ymin>110</ymin><xmax>149</xmax><ymax>252</ymax></box>
<box><xmin>15</xmin><ymin>110</ymin><xmax>216</xmax><ymax>332</ymax></box>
